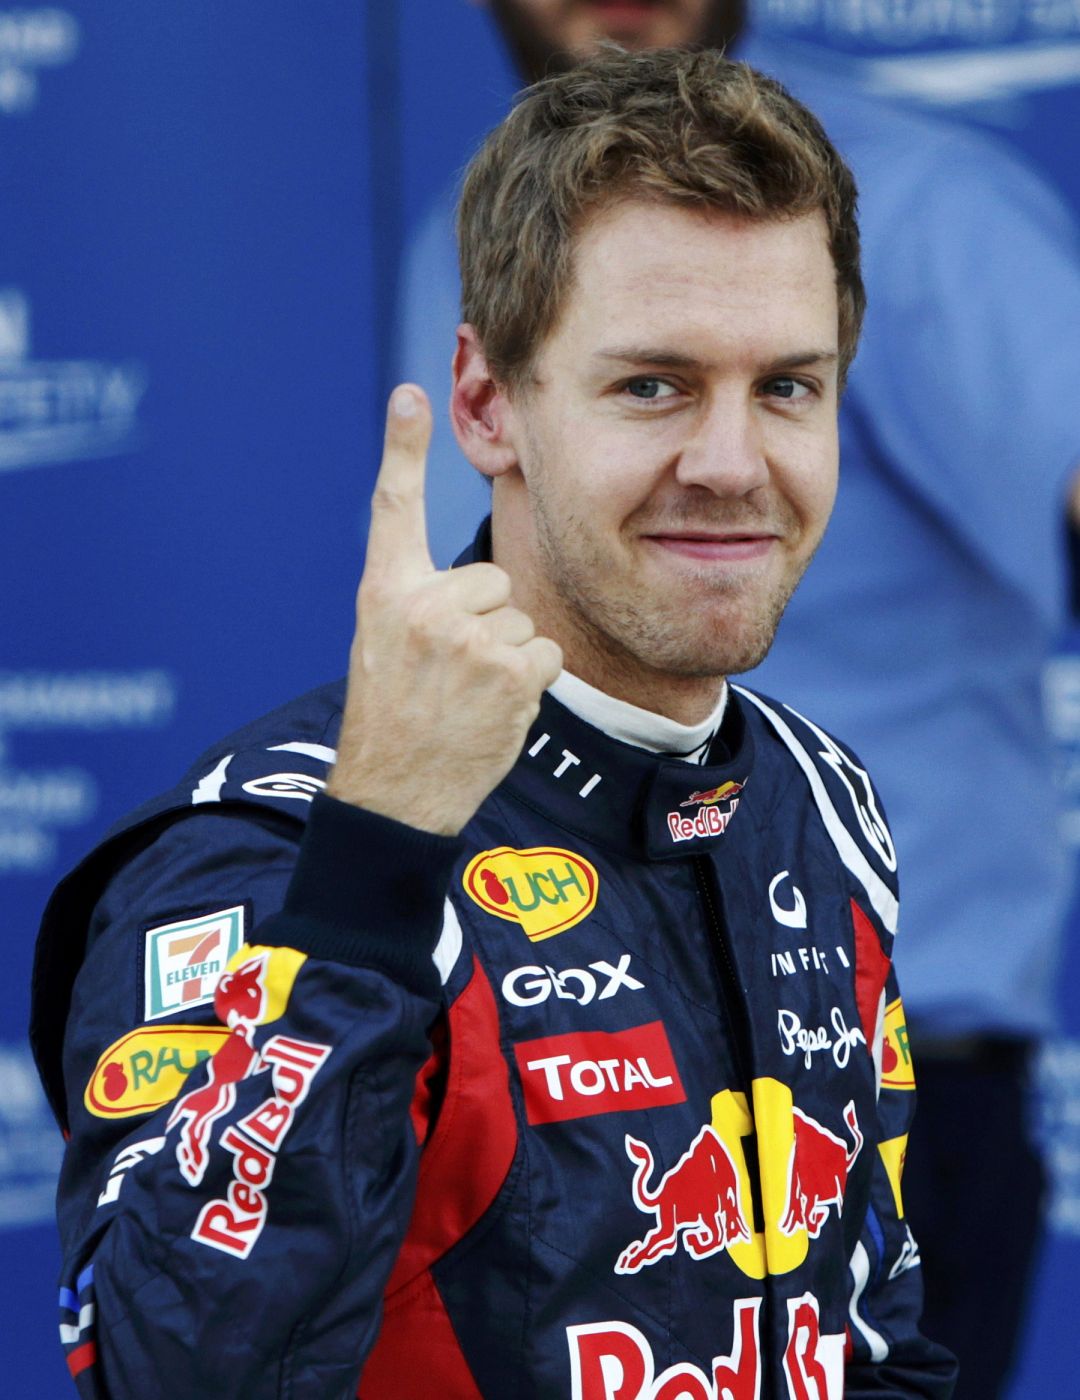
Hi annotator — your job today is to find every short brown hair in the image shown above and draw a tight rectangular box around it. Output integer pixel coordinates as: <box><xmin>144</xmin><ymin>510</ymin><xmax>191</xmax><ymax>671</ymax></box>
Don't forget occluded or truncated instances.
<box><xmin>458</xmin><ymin>46</ymin><xmax>863</xmax><ymax>387</ymax></box>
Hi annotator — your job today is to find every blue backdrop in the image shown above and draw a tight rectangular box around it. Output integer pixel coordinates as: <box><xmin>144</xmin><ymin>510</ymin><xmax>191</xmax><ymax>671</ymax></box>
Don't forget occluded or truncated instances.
<box><xmin>4</xmin><ymin>1</ymin><xmax>1078</xmax><ymax>1394</ymax></box>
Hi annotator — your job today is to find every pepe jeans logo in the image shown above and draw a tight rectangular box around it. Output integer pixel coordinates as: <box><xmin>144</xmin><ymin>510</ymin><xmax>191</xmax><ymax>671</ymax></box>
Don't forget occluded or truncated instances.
<box><xmin>463</xmin><ymin>846</ymin><xmax>599</xmax><ymax>941</ymax></box>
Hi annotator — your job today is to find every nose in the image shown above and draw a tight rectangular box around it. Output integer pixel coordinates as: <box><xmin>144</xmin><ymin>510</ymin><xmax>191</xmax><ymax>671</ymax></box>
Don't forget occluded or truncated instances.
<box><xmin>673</xmin><ymin>390</ymin><xmax>770</xmax><ymax>497</ymax></box>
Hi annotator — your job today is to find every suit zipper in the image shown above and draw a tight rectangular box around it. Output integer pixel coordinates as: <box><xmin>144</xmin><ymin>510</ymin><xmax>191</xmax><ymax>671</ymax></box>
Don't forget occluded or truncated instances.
<box><xmin>692</xmin><ymin>856</ymin><xmax>754</xmax><ymax>1097</ymax></box>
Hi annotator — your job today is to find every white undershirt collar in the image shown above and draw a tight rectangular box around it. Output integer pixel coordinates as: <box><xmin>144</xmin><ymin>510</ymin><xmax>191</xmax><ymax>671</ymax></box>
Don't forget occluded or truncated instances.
<box><xmin>549</xmin><ymin>670</ymin><xmax>728</xmax><ymax>765</ymax></box>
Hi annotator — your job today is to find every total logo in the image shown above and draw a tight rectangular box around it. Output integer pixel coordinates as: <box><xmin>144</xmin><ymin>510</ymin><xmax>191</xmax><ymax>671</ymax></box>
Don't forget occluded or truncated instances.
<box><xmin>501</xmin><ymin>954</ymin><xmax>643</xmax><ymax>1008</ymax></box>
<box><xmin>667</xmin><ymin>781</ymin><xmax>744</xmax><ymax>844</ymax></box>
<box><xmin>514</xmin><ymin>1021</ymin><xmax>685</xmax><ymax>1125</ymax></box>
<box><xmin>464</xmin><ymin>846</ymin><xmax>598</xmax><ymax>941</ymax></box>
<box><xmin>568</xmin><ymin>1295</ymin><xmax>844</xmax><ymax>1399</ymax></box>
<box><xmin>614</xmin><ymin>1079</ymin><xmax>863</xmax><ymax>1281</ymax></box>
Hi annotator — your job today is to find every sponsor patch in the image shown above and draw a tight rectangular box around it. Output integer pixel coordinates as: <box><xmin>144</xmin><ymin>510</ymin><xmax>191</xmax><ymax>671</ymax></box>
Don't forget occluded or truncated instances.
<box><xmin>777</xmin><ymin>1005</ymin><xmax>866</xmax><ymax>1070</ymax></box>
<box><xmin>463</xmin><ymin>846</ymin><xmax>598</xmax><ymax>942</ymax></box>
<box><xmin>190</xmin><ymin>1034</ymin><xmax>331</xmax><ymax>1259</ymax></box>
<box><xmin>567</xmin><ymin>1299</ymin><xmax>844</xmax><ymax>1400</ymax></box>
<box><xmin>880</xmin><ymin>997</ymin><xmax>915</xmax><ymax>1089</ymax></box>
<box><xmin>501</xmin><ymin>954</ymin><xmax>643</xmax><ymax>1008</ymax></box>
<box><xmin>84</xmin><ymin>1026</ymin><xmax>231</xmax><ymax>1119</ymax></box>
<box><xmin>615</xmin><ymin>1124</ymin><xmax>751</xmax><ymax>1275</ymax></box>
<box><xmin>667</xmin><ymin>782</ymin><xmax>744</xmax><ymax>844</ymax></box>
<box><xmin>514</xmin><ymin>1021</ymin><xmax>684</xmax><ymax>1124</ymax></box>
<box><xmin>241</xmin><ymin>772</ymin><xmax>326</xmax><ymax>802</ymax></box>
<box><xmin>142</xmin><ymin>905</ymin><xmax>246</xmax><ymax>1022</ymax></box>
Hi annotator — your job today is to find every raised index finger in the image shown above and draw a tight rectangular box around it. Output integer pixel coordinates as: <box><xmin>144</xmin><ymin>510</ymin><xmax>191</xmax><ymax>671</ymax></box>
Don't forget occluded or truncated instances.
<box><xmin>365</xmin><ymin>383</ymin><xmax>434</xmax><ymax>579</ymax></box>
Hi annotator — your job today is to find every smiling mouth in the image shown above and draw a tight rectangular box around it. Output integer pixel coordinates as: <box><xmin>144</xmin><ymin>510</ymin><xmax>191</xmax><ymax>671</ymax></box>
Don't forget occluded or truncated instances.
<box><xmin>644</xmin><ymin>532</ymin><xmax>778</xmax><ymax>562</ymax></box>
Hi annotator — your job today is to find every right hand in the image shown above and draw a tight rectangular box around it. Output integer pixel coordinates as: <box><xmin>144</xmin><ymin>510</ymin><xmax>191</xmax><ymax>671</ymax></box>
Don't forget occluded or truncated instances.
<box><xmin>326</xmin><ymin>385</ymin><xmax>563</xmax><ymax>836</ymax></box>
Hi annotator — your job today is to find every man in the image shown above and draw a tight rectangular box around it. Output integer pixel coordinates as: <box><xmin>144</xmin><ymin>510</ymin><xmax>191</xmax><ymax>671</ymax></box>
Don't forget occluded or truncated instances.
<box><xmin>400</xmin><ymin>5</ymin><xmax>1080</xmax><ymax>1395</ymax></box>
<box><xmin>33</xmin><ymin>49</ymin><xmax>955</xmax><ymax>1398</ymax></box>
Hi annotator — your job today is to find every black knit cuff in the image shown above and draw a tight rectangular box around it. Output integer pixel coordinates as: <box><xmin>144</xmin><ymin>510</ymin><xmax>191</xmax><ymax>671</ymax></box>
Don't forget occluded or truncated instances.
<box><xmin>257</xmin><ymin>792</ymin><xmax>464</xmax><ymax>998</ymax></box>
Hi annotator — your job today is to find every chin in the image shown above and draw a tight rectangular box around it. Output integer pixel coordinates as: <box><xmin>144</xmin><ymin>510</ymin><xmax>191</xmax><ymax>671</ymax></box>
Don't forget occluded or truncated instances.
<box><xmin>629</xmin><ymin>620</ymin><xmax>781</xmax><ymax>682</ymax></box>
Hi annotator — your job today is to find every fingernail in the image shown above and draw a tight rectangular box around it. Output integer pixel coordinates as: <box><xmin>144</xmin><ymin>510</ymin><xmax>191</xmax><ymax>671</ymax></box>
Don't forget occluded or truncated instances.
<box><xmin>392</xmin><ymin>387</ymin><xmax>418</xmax><ymax>419</ymax></box>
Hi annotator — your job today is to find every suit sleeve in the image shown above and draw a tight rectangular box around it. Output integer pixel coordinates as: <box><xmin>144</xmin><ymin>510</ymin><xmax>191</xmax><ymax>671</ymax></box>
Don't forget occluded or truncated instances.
<box><xmin>844</xmin><ymin>968</ymin><xmax>958</xmax><ymax>1398</ymax></box>
<box><xmin>55</xmin><ymin>792</ymin><xmax>461</xmax><ymax>1400</ymax></box>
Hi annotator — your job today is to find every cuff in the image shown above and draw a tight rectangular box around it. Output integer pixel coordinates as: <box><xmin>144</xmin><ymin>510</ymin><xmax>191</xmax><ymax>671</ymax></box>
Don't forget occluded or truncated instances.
<box><xmin>257</xmin><ymin>792</ymin><xmax>464</xmax><ymax>999</ymax></box>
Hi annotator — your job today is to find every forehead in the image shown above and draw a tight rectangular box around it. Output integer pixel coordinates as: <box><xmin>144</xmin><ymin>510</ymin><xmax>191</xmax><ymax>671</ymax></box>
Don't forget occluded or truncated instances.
<box><xmin>548</xmin><ymin>200</ymin><xmax>838</xmax><ymax>367</ymax></box>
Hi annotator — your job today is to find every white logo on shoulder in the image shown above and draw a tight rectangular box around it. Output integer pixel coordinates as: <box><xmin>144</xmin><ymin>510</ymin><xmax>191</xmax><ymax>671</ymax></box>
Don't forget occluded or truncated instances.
<box><xmin>241</xmin><ymin>772</ymin><xmax>326</xmax><ymax>802</ymax></box>
<box><xmin>792</xmin><ymin>711</ymin><xmax>897</xmax><ymax>872</ymax></box>
<box><xmin>768</xmin><ymin>871</ymin><xmax>807</xmax><ymax>929</ymax></box>
<box><xmin>778</xmin><ymin>1006</ymin><xmax>866</xmax><ymax>1070</ymax></box>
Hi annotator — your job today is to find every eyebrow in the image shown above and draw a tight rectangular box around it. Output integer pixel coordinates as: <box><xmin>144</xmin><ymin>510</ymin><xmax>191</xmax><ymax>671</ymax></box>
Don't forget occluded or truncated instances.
<box><xmin>593</xmin><ymin>347</ymin><xmax>840</xmax><ymax>372</ymax></box>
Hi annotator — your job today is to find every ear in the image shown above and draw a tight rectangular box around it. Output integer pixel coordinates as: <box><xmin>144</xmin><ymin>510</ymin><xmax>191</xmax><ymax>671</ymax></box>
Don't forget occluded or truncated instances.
<box><xmin>451</xmin><ymin>325</ymin><xmax>519</xmax><ymax>480</ymax></box>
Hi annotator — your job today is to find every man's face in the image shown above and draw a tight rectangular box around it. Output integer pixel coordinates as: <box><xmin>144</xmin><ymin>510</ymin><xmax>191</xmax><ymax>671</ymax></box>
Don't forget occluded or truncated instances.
<box><xmin>494</xmin><ymin>200</ymin><xmax>840</xmax><ymax>708</ymax></box>
<box><xmin>486</xmin><ymin>1</ymin><xmax>734</xmax><ymax>82</ymax></box>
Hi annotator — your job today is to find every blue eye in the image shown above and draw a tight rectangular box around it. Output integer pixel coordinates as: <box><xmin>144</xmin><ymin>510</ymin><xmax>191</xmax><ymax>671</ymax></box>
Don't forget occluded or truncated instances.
<box><xmin>764</xmin><ymin>378</ymin><xmax>811</xmax><ymax>401</ymax></box>
<box><xmin>625</xmin><ymin>378</ymin><xmax>674</xmax><ymax>400</ymax></box>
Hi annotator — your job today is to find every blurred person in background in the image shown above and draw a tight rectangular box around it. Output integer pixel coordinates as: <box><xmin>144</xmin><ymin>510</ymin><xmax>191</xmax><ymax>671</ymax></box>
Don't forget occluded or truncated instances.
<box><xmin>398</xmin><ymin>4</ymin><xmax>1080</xmax><ymax>1395</ymax></box>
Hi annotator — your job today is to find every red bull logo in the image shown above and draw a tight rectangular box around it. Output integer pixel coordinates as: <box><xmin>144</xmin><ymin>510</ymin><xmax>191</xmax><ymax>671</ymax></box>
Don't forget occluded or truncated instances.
<box><xmin>191</xmin><ymin>1034</ymin><xmax>331</xmax><ymax>1258</ymax></box>
<box><xmin>680</xmin><ymin>780</ymin><xmax>744</xmax><ymax>809</ymax></box>
<box><xmin>615</xmin><ymin>1125</ymin><xmax>750</xmax><ymax>1275</ymax></box>
<box><xmin>780</xmin><ymin>1101</ymin><xmax>863</xmax><ymax>1240</ymax></box>
<box><xmin>568</xmin><ymin>1296</ymin><xmax>844</xmax><ymax>1399</ymax></box>
<box><xmin>165</xmin><ymin>945</ymin><xmax>307</xmax><ymax>1190</ymax></box>
<box><xmin>667</xmin><ymin>781</ymin><xmax>744</xmax><ymax>844</ymax></box>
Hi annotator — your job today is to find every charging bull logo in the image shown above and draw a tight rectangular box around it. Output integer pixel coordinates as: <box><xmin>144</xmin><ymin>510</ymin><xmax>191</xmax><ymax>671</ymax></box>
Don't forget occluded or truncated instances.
<box><xmin>621</xmin><ymin>1084</ymin><xmax>869</xmax><ymax>1282</ymax></box>
<box><xmin>165</xmin><ymin>945</ymin><xmax>306</xmax><ymax>1187</ymax></box>
<box><xmin>680</xmin><ymin>780</ymin><xmax>744</xmax><ymax>809</ymax></box>
<box><xmin>780</xmin><ymin>1101</ymin><xmax>863</xmax><ymax>1239</ymax></box>
<box><xmin>615</xmin><ymin>1125</ymin><xmax>750</xmax><ymax>1274</ymax></box>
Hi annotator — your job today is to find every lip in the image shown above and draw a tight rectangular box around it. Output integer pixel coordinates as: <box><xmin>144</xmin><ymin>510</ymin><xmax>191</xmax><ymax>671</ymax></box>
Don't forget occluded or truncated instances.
<box><xmin>643</xmin><ymin>533</ymin><xmax>778</xmax><ymax>563</ymax></box>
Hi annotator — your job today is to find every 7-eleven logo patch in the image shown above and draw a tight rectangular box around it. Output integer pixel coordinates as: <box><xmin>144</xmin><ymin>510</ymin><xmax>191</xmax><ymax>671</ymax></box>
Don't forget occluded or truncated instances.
<box><xmin>143</xmin><ymin>906</ymin><xmax>246</xmax><ymax>1021</ymax></box>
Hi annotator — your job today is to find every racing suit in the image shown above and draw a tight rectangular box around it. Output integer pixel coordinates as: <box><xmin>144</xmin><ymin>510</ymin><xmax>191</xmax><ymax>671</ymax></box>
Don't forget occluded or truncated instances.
<box><xmin>31</xmin><ymin>584</ymin><xmax>957</xmax><ymax>1399</ymax></box>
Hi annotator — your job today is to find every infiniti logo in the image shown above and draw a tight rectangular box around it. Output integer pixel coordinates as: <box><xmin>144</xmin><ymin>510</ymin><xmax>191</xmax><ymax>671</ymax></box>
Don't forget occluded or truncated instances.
<box><xmin>768</xmin><ymin>870</ymin><xmax>807</xmax><ymax>930</ymax></box>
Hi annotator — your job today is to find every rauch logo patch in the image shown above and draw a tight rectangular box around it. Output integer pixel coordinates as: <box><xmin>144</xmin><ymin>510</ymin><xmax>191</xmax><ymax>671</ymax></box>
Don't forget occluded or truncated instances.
<box><xmin>463</xmin><ymin>846</ymin><xmax>598</xmax><ymax>941</ymax></box>
<box><xmin>84</xmin><ymin>1026</ymin><xmax>230</xmax><ymax>1119</ymax></box>
<box><xmin>880</xmin><ymin>997</ymin><xmax>915</xmax><ymax>1090</ymax></box>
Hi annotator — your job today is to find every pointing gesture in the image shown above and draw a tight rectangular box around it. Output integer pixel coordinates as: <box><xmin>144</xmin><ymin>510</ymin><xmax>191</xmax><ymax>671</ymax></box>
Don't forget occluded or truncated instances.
<box><xmin>327</xmin><ymin>385</ymin><xmax>563</xmax><ymax>836</ymax></box>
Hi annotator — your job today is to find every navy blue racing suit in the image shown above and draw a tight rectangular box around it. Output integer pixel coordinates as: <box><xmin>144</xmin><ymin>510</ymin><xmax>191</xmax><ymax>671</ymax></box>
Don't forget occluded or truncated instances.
<box><xmin>31</xmin><ymin>580</ymin><xmax>957</xmax><ymax>1400</ymax></box>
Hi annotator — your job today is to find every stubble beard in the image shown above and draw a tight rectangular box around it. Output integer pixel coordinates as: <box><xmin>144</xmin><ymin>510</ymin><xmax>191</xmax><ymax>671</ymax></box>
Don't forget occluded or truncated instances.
<box><xmin>529</xmin><ymin>488</ymin><xmax>813</xmax><ymax>689</ymax></box>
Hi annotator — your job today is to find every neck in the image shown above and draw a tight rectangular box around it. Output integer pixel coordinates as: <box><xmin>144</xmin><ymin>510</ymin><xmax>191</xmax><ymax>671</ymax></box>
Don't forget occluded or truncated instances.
<box><xmin>551</xmin><ymin>669</ymin><xmax>727</xmax><ymax>759</ymax></box>
<box><xmin>554</xmin><ymin>639</ymin><xmax>727</xmax><ymax>726</ymax></box>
